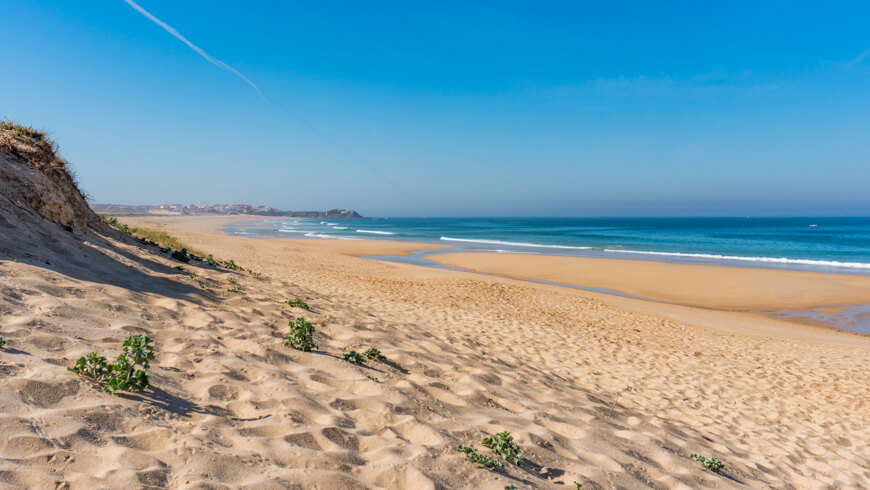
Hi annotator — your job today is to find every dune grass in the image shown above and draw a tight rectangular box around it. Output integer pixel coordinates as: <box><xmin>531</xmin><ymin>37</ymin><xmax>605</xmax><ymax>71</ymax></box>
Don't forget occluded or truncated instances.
<box><xmin>99</xmin><ymin>215</ymin><xmax>209</xmax><ymax>257</ymax></box>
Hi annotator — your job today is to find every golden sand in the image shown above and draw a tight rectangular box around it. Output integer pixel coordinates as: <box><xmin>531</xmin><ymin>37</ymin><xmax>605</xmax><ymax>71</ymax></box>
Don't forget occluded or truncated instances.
<box><xmin>1</xmin><ymin>215</ymin><xmax>867</xmax><ymax>488</ymax></box>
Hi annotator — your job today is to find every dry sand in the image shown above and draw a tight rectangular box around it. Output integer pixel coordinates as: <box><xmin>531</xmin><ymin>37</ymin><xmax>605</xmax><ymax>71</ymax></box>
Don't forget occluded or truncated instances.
<box><xmin>1</xmin><ymin>215</ymin><xmax>869</xmax><ymax>489</ymax></box>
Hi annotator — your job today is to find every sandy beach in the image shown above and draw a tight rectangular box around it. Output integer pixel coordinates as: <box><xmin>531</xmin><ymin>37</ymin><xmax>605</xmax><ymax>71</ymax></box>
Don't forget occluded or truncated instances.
<box><xmin>428</xmin><ymin>252</ymin><xmax>870</xmax><ymax>311</ymax></box>
<box><xmin>2</xmin><ymin>214</ymin><xmax>869</xmax><ymax>488</ymax></box>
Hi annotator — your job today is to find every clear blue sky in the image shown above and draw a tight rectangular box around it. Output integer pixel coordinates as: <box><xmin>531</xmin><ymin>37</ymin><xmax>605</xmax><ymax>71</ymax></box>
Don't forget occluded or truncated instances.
<box><xmin>3</xmin><ymin>1</ymin><xmax>870</xmax><ymax>217</ymax></box>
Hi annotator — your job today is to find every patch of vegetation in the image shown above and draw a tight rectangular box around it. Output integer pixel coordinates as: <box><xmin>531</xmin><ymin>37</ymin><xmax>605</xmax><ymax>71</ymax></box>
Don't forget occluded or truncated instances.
<box><xmin>574</xmin><ymin>482</ymin><xmax>583</xmax><ymax>489</ymax></box>
<box><xmin>691</xmin><ymin>454</ymin><xmax>725</xmax><ymax>474</ymax></box>
<box><xmin>457</xmin><ymin>445</ymin><xmax>503</xmax><ymax>471</ymax></box>
<box><xmin>1</xmin><ymin>119</ymin><xmax>46</xmax><ymax>140</ymax></box>
<box><xmin>343</xmin><ymin>350</ymin><xmax>366</xmax><ymax>366</ymax></box>
<box><xmin>198</xmin><ymin>281</ymin><xmax>208</xmax><ymax>289</ymax></box>
<box><xmin>363</xmin><ymin>348</ymin><xmax>386</xmax><ymax>362</ymax></box>
<box><xmin>0</xmin><ymin>335</ymin><xmax>6</xmax><ymax>349</ymax></box>
<box><xmin>175</xmin><ymin>265</ymin><xmax>185</xmax><ymax>271</ymax></box>
<box><xmin>227</xmin><ymin>277</ymin><xmax>237</xmax><ymax>284</ymax></box>
<box><xmin>188</xmin><ymin>272</ymin><xmax>198</xmax><ymax>279</ymax></box>
<box><xmin>222</xmin><ymin>259</ymin><xmax>244</xmax><ymax>271</ymax></box>
<box><xmin>170</xmin><ymin>248</ymin><xmax>191</xmax><ymax>263</ymax></box>
<box><xmin>286</xmin><ymin>297</ymin><xmax>309</xmax><ymax>310</ymax></box>
<box><xmin>205</xmin><ymin>255</ymin><xmax>219</xmax><ymax>267</ymax></box>
<box><xmin>482</xmin><ymin>431</ymin><xmax>523</xmax><ymax>466</ymax></box>
<box><xmin>227</xmin><ymin>285</ymin><xmax>241</xmax><ymax>293</ymax></box>
<box><xmin>284</xmin><ymin>317</ymin><xmax>317</xmax><ymax>351</ymax></box>
<box><xmin>68</xmin><ymin>334</ymin><xmax>155</xmax><ymax>395</ymax></box>
<box><xmin>505</xmin><ymin>486</ymin><xmax>517</xmax><ymax>490</ymax></box>
<box><xmin>251</xmin><ymin>271</ymin><xmax>262</xmax><ymax>278</ymax></box>
<box><xmin>367</xmin><ymin>375</ymin><xmax>380</xmax><ymax>383</ymax></box>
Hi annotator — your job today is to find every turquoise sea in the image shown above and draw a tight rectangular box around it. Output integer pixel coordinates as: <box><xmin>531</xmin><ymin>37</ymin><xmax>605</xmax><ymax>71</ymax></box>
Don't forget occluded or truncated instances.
<box><xmin>226</xmin><ymin>217</ymin><xmax>870</xmax><ymax>276</ymax></box>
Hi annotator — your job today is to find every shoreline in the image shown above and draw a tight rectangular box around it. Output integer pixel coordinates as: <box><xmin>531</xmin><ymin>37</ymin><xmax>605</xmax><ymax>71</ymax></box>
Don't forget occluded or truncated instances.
<box><xmin>125</xmin><ymin>215</ymin><xmax>870</xmax><ymax>334</ymax></box>
<box><xmin>127</xmin><ymin>215</ymin><xmax>870</xmax><ymax>336</ymax></box>
<box><xmin>219</xmin><ymin>216</ymin><xmax>870</xmax><ymax>277</ymax></box>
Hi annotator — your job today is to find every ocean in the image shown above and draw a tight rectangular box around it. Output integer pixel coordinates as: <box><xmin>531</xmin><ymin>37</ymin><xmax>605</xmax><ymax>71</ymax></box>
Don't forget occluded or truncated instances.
<box><xmin>224</xmin><ymin>217</ymin><xmax>870</xmax><ymax>276</ymax></box>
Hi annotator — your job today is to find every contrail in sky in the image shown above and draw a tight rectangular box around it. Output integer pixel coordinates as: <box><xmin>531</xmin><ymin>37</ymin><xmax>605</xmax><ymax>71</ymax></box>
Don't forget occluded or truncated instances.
<box><xmin>120</xmin><ymin>0</ymin><xmax>405</xmax><ymax>193</ymax></box>
<box><xmin>122</xmin><ymin>0</ymin><xmax>265</xmax><ymax>100</ymax></box>
<box><xmin>850</xmin><ymin>47</ymin><xmax>870</xmax><ymax>65</ymax></box>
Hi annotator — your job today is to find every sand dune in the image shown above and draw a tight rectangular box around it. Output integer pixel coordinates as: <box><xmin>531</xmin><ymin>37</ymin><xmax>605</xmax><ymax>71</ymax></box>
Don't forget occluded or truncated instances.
<box><xmin>1</xmin><ymin>214</ymin><xmax>867</xmax><ymax>488</ymax></box>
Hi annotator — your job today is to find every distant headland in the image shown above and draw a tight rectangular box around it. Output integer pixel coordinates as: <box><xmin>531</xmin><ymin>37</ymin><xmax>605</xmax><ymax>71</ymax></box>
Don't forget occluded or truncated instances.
<box><xmin>90</xmin><ymin>203</ymin><xmax>364</xmax><ymax>219</ymax></box>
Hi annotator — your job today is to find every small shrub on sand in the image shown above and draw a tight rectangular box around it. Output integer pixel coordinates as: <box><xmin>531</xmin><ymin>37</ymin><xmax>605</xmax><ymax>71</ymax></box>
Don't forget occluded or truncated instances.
<box><xmin>691</xmin><ymin>454</ymin><xmax>725</xmax><ymax>474</ymax></box>
<box><xmin>284</xmin><ymin>317</ymin><xmax>317</xmax><ymax>351</ymax></box>
<box><xmin>170</xmin><ymin>248</ymin><xmax>191</xmax><ymax>263</ymax></box>
<box><xmin>482</xmin><ymin>431</ymin><xmax>523</xmax><ymax>465</ymax></box>
<box><xmin>363</xmin><ymin>348</ymin><xmax>386</xmax><ymax>362</ymax></box>
<box><xmin>69</xmin><ymin>334</ymin><xmax>155</xmax><ymax>395</ymax></box>
<box><xmin>457</xmin><ymin>445</ymin><xmax>503</xmax><ymax>471</ymax></box>
<box><xmin>343</xmin><ymin>350</ymin><xmax>366</xmax><ymax>365</ymax></box>
<box><xmin>227</xmin><ymin>277</ymin><xmax>237</xmax><ymax>284</ymax></box>
<box><xmin>227</xmin><ymin>285</ymin><xmax>241</xmax><ymax>293</ymax></box>
<box><xmin>188</xmin><ymin>272</ymin><xmax>197</xmax><ymax>279</ymax></box>
<box><xmin>286</xmin><ymin>297</ymin><xmax>309</xmax><ymax>310</ymax></box>
<box><xmin>574</xmin><ymin>482</ymin><xmax>583</xmax><ymax>489</ymax></box>
<box><xmin>222</xmin><ymin>259</ymin><xmax>244</xmax><ymax>271</ymax></box>
<box><xmin>367</xmin><ymin>375</ymin><xmax>380</xmax><ymax>383</ymax></box>
<box><xmin>0</xmin><ymin>335</ymin><xmax>6</xmax><ymax>349</ymax></box>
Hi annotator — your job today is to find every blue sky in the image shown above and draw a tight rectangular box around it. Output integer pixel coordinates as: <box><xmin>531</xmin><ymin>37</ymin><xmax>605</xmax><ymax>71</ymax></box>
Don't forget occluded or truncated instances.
<box><xmin>2</xmin><ymin>1</ymin><xmax>870</xmax><ymax>216</ymax></box>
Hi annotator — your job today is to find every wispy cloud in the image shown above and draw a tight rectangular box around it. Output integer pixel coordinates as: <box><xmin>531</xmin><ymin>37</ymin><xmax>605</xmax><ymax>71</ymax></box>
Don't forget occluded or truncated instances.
<box><xmin>122</xmin><ymin>0</ymin><xmax>265</xmax><ymax>100</ymax></box>
<box><xmin>849</xmin><ymin>46</ymin><xmax>870</xmax><ymax>66</ymax></box>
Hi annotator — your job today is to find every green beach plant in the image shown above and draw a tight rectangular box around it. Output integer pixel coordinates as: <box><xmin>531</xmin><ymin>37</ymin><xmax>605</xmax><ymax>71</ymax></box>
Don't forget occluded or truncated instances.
<box><xmin>69</xmin><ymin>334</ymin><xmax>155</xmax><ymax>395</ymax></box>
<box><xmin>286</xmin><ymin>297</ymin><xmax>310</xmax><ymax>310</ymax></box>
<box><xmin>691</xmin><ymin>454</ymin><xmax>725</xmax><ymax>474</ymax></box>
<box><xmin>482</xmin><ymin>431</ymin><xmax>523</xmax><ymax>465</ymax></box>
<box><xmin>343</xmin><ymin>350</ymin><xmax>366</xmax><ymax>366</ymax></box>
<box><xmin>222</xmin><ymin>259</ymin><xmax>244</xmax><ymax>271</ymax></box>
<box><xmin>363</xmin><ymin>348</ymin><xmax>386</xmax><ymax>362</ymax></box>
<box><xmin>284</xmin><ymin>317</ymin><xmax>317</xmax><ymax>351</ymax></box>
<box><xmin>457</xmin><ymin>445</ymin><xmax>503</xmax><ymax>471</ymax></box>
<box><xmin>0</xmin><ymin>335</ymin><xmax>6</xmax><ymax>349</ymax></box>
<box><xmin>170</xmin><ymin>248</ymin><xmax>191</xmax><ymax>263</ymax></box>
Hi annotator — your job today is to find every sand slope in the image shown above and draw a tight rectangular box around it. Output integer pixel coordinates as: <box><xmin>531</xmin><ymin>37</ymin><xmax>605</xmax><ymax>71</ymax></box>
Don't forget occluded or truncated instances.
<box><xmin>0</xmin><ymin>216</ymin><xmax>868</xmax><ymax>489</ymax></box>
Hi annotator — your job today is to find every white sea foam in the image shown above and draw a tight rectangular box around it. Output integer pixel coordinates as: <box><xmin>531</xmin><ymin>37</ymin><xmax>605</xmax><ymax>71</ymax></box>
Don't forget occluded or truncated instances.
<box><xmin>325</xmin><ymin>222</ymin><xmax>337</xmax><ymax>226</ymax></box>
<box><xmin>304</xmin><ymin>232</ymin><xmax>336</xmax><ymax>238</ymax></box>
<box><xmin>278</xmin><ymin>229</ymin><xmax>306</xmax><ymax>233</ymax></box>
<box><xmin>440</xmin><ymin>236</ymin><xmax>591</xmax><ymax>250</ymax></box>
<box><xmin>602</xmin><ymin>249</ymin><xmax>870</xmax><ymax>269</ymax></box>
<box><xmin>332</xmin><ymin>226</ymin><xmax>349</xmax><ymax>230</ymax></box>
<box><xmin>357</xmin><ymin>230</ymin><xmax>395</xmax><ymax>235</ymax></box>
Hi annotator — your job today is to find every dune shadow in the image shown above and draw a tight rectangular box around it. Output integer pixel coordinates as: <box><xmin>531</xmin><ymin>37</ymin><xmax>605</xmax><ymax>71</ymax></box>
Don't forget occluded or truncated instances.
<box><xmin>1</xmin><ymin>222</ymin><xmax>207</xmax><ymax>300</ymax></box>
<box><xmin>0</xmin><ymin>347</ymin><xmax>30</xmax><ymax>355</ymax></box>
<box><xmin>125</xmin><ymin>385</ymin><xmax>231</xmax><ymax>418</ymax></box>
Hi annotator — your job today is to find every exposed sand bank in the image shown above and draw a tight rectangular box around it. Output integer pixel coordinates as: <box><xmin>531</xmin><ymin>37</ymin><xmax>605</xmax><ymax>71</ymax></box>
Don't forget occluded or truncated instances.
<box><xmin>429</xmin><ymin>252</ymin><xmax>870</xmax><ymax>311</ymax></box>
<box><xmin>2</xmin><ymin>214</ymin><xmax>868</xmax><ymax>488</ymax></box>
